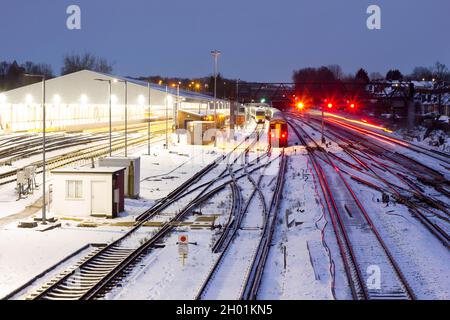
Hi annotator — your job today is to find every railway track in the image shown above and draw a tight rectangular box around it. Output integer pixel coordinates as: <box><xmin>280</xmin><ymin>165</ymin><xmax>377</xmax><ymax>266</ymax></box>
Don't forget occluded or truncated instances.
<box><xmin>287</xmin><ymin>117</ymin><xmax>416</xmax><ymax>300</ymax></box>
<box><xmin>20</xmin><ymin>128</ymin><xmax>266</xmax><ymax>300</ymax></box>
<box><xmin>240</xmin><ymin>149</ymin><xmax>286</xmax><ymax>300</ymax></box>
<box><xmin>291</xmin><ymin>114</ymin><xmax>450</xmax><ymax>246</ymax></box>
<box><xmin>0</xmin><ymin>127</ymin><xmax>168</xmax><ymax>186</ymax></box>
<box><xmin>196</xmin><ymin>144</ymin><xmax>285</xmax><ymax>300</ymax></box>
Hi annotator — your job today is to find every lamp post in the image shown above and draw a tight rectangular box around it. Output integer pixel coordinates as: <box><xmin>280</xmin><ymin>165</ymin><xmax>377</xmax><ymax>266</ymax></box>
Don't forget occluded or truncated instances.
<box><xmin>176</xmin><ymin>83</ymin><xmax>181</xmax><ymax>143</ymax></box>
<box><xmin>115</xmin><ymin>80</ymin><xmax>128</xmax><ymax>156</ymax></box>
<box><xmin>147</xmin><ymin>81</ymin><xmax>151</xmax><ymax>155</ymax></box>
<box><xmin>165</xmin><ymin>85</ymin><xmax>169</xmax><ymax>149</ymax></box>
<box><xmin>211</xmin><ymin>50</ymin><xmax>221</xmax><ymax>147</ymax></box>
<box><xmin>95</xmin><ymin>78</ymin><xmax>118</xmax><ymax>156</ymax></box>
<box><xmin>25</xmin><ymin>74</ymin><xmax>46</xmax><ymax>224</ymax></box>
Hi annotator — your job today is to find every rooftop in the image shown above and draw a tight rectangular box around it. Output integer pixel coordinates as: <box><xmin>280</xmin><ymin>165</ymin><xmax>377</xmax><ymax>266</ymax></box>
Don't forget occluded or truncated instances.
<box><xmin>52</xmin><ymin>166</ymin><xmax>126</xmax><ymax>174</ymax></box>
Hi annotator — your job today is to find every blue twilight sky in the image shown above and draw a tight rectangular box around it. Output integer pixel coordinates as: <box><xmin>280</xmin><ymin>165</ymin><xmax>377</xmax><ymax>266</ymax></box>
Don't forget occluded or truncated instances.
<box><xmin>1</xmin><ymin>0</ymin><xmax>449</xmax><ymax>82</ymax></box>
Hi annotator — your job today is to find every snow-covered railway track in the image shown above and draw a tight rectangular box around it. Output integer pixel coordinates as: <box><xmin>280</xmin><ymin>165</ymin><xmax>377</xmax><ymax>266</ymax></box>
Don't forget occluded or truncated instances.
<box><xmin>288</xmin><ymin>119</ymin><xmax>416</xmax><ymax>300</ymax></box>
<box><xmin>22</xmin><ymin>129</ymin><xmax>265</xmax><ymax>300</ymax></box>
<box><xmin>292</xmin><ymin>114</ymin><xmax>450</xmax><ymax>247</ymax></box>
<box><xmin>196</xmin><ymin>147</ymin><xmax>284</xmax><ymax>300</ymax></box>
<box><xmin>0</xmin><ymin>129</ymin><xmax>167</xmax><ymax>186</ymax></box>
<box><xmin>240</xmin><ymin>149</ymin><xmax>286</xmax><ymax>300</ymax></box>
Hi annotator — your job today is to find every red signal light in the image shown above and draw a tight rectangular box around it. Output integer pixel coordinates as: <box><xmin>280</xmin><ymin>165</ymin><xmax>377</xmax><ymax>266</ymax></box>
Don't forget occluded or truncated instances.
<box><xmin>281</xmin><ymin>133</ymin><xmax>286</xmax><ymax>138</ymax></box>
<box><xmin>297</xmin><ymin>102</ymin><xmax>304</xmax><ymax>110</ymax></box>
<box><xmin>327</xmin><ymin>103</ymin><xmax>333</xmax><ymax>109</ymax></box>
<box><xmin>350</xmin><ymin>103</ymin><xmax>355</xmax><ymax>109</ymax></box>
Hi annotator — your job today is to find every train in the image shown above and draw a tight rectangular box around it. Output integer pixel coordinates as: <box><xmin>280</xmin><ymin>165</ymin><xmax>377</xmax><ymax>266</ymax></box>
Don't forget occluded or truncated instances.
<box><xmin>250</xmin><ymin>107</ymin><xmax>266</xmax><ymax>124</ymax></box>
<box><xmin>268</xmin><ymin>110</ymin><xmax>288</xmax><ymax>148</ymax></box>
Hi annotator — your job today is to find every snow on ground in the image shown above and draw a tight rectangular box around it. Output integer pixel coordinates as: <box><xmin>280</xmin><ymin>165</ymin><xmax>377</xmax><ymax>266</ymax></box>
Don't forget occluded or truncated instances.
<box><xmin>290</xmin><ymin>117</ymin><xmax>450</xmax><ymax>299</ymax></box>
<box><xmin>0</xmin><ymin>225</ymin><xmax>126</xmax><ymax>299</ymax></box>
<box><xmin>0</xmin><ymin>131</ymin><xmax>229</xmax><ymax>298</ymax></box>
<box><xmin>1</xmin><ymin>116</ymin><xmax>447</xmax><ymax>300</ymax></box>
<box><xmin>258</xmin><ymin>132</ymin><xmax>338</xmax><ymax>300</ymax></box>
<box><xmin>394</xmin><ymin>126</ymin><xmax>450</xmax><ymax>153</ymax></box>
<box><xmin>347</xmin><ymin>179</ymin><xmax>450</xmax><ymax>299</ymax></box>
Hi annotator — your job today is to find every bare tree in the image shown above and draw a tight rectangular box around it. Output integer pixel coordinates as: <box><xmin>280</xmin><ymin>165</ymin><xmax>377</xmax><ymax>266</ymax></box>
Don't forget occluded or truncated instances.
<box><xmin>432</xmin><ymin>61</ymin><xmax>449</xmax><ymax>81</ymax></box>
<box><xmin>21</xmin><ymin>61</ymin><xmax>54</xmax><ymax>78</ymax></box>
<box><xmin>327</xmin><ymin>64</ymin><xmax>344</xmax><ymax>80</ymax></box>
<box><xmin>61</xmin><ymin>53</ymin><xmax>114</xmax><ymax>75</ymax></box>
<box><xmin>409</xmin><ymin>66</ymin><xmax>433</xmax><ymax>80</ymax></box>
<box><xmin>369</xmin><ymin>72</ymin><xmax>383</xmax><ymax>81</ymax></box>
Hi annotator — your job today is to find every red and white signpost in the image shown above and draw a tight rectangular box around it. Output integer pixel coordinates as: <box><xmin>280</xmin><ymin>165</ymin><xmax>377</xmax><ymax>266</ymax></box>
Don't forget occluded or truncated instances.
<box><xmin>178</xmin><ymin>234</ymin><xmax>189</xmax><ymax>266</ymax></box>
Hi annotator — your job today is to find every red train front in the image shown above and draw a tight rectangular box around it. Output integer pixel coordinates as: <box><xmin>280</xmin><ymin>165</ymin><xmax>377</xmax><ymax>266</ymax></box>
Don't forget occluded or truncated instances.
<box><xmin>268</xmin><ymin>117</ymin><xmax>288</xmax><ymax>148</ymax></box>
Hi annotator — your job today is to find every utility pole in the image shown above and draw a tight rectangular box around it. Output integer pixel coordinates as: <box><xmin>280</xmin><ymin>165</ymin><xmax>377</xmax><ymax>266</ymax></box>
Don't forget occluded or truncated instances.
<box><xmin>25</xmin><ymin>74</ymin><xmax>46</xmax><ymax>224</ymax></box>
<box><xmin>165</xmin><ymin>85</ymin><xmax>169</xmax><ymax>149</ymax></box>
<box><xmin>41</xmin><ymin>76</ymin><xmax>46</xmax><ymax>224</ymax></box>
<box><xmin>124</xmin><ymin>81</ymin><xmax>128</xmax><ymax>157</ymax></box>
<box><xmin>95</xmin><ymin>78</ymin><xmax>118</xmax><ymax>157</ymax></box>
<box><xmin>109</xmin><ymin>81</ymin><xmax>112</xmax><ymax>156</ymax></box>
<box><xmin>211</xmin><ymin>50</ymin><xmax>221</xmax><ymax>147</ymax></box>
<box><xmin>147</xmin><ymin>81</ymin><xmax>151</xmax><ymax>155</ymax></box>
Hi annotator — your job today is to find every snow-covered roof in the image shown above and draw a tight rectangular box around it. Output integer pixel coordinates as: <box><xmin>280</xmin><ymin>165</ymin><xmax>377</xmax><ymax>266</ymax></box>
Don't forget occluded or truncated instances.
<box><xmin>94</xmin><ymin>71</ymin><xmax>214</xmax><ymax>101</ymax></box>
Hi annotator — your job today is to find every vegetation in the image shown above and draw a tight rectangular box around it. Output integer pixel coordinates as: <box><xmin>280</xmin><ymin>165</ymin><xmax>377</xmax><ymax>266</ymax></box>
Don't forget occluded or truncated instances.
<box><xmin>61</xmin><ymin>53</ymin><xmax>114</xmax><ymax>75</ymax></box>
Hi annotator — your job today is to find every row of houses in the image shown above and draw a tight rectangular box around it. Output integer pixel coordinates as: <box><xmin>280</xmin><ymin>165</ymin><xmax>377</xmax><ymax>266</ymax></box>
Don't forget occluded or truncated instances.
<box><xmin>367</xmin><ymin>80</ymin><xmax>450</xmax><ymax>121</ymax></box>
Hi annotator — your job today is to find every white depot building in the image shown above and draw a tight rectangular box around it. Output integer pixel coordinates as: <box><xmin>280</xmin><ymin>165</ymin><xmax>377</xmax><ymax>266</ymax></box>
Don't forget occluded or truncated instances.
<box><xmin>0</xmin><ymin>70</ymin><xmax>230</xmax><ymax>132</ymax></box>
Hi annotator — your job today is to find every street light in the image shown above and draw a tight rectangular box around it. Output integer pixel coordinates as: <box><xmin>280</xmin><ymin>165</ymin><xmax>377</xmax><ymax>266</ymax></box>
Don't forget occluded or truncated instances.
<box><xmin>165</xmin><ymin>85</ymin><xmax>169</xmax><ymax>149</ymax></box>
<box><xmin>211</xmin><ymin>50</ymin><xmax>221</xmax><ymax>147</ymax></box>
<box><xmin>115</xmin><ymin>79</ymin><xmax>129</xmax><ymax>157</ymax></box>
<box><xmin>147</xmin><ymin>81</ymin><xmax>152</xmax><ymax>155</ymax></box>
<box><xmin>24</xmin><ymin>73</ymin><xmax>46</xmax><ymax>224</ymax></box>
<box><xmin>95</xmin><ymin>78</ymin><xmax>118</xmax><ymax>156</ymax></box>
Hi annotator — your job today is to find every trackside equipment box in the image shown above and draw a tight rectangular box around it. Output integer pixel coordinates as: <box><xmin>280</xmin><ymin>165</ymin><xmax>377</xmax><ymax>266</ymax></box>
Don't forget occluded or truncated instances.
<box><xmin>98</xmin><ymin>156</ymin><xmax>140</xmax><ymax>199</ymax></box>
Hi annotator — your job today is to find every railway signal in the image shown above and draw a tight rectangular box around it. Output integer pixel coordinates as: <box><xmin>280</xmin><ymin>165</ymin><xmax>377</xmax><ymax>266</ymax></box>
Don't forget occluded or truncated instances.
<box><xmin>296</xmin><ymin>102</ymin><xmax>304</xmax><ymax>110</ymax></box>
<box><xmin>178</xmin><ymin>234</ymin><xmax>189</xmax><ymax>244</ymax></box>
<box><xmin>178</xmin><ymin>234</ymin><xmax>189</xmax><ymax>266</ymax></box>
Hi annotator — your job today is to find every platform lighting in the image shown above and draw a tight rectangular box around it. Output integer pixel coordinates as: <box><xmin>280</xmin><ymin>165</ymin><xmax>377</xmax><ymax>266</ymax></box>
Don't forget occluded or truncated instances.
<box><xmin>0</xmin><ymin>93</ymin><xmax>7</xmax><ymax>103</ymax></box>
<box><xmin>138</xmin><ymin>94</ymin><xmax>145</xmax><ymax>105</ymax></box>
<box><xmin>53</xmin><ymin>94</ymin><xmax>61</xmax><ymax>105</ymax></box>
<box><xmin>25</xmin><ymin>94</ymin><xmax>33</xmax><ymax>104</ymax></box>
<box><xmin>80</xmin><ymin>94</ymin><xmax>88</xmax><ymax>105</ymax></box>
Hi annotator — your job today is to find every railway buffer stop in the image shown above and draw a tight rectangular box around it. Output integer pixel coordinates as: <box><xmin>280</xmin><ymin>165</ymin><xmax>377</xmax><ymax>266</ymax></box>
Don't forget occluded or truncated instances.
<box><xmin>51</xmin><ymin>167</ymin><xmax>126</xmax><ymax>218</ymax></box>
